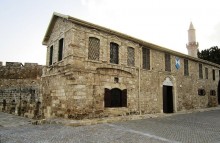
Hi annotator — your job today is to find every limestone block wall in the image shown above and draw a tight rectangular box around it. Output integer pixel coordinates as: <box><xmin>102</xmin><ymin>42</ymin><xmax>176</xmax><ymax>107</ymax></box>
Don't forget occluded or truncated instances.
<box><xmin>138</xmin><ymin>49</ymin><xmax>219</xmax><ymax>114</ymax></box>
<box><xmin>42</xmin><ymin>62</ymin><xmax>139</xmax><ymax>119</ymax></box>
<box><xmin>175</xmin><ymin>60</ymin><xmax>219</xmax><ymax>110</ymax></box>
<box><xmin>46</xmin><ymin>18</ymin><xmax>75</xmax><ymax>65</ymax></box>
<box><xmin>0</xmin><ymin>62</ymin><xmax>43</xmax><ymax>118</ymax></box>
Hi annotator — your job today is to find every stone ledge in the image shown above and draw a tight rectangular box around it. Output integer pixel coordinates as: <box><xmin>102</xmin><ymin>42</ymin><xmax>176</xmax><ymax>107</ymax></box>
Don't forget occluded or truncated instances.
<box><xmin>36</xmin><ymin>106</ymin><xmax>220</xmax><ymax>127</ymax></box>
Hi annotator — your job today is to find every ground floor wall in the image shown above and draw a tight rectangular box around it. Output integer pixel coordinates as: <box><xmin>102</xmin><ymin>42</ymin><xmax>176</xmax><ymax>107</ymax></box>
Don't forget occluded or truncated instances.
<box><xmin>176</xmin><ymin>76</ymin><xmax>217</xmax><ymax>111</ymax></box>
<box><xmin>41</xmin><ymin>66</ymin><xmax>219</xmax><ymax>120</ymax></box>
<box><xmin>41</xmin><ymin>66</ymin><xmax>139</xmax><ymax>119</ymax></box>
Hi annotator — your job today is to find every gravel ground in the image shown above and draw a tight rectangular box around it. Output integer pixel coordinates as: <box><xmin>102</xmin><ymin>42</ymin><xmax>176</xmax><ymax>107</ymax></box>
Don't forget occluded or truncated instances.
<box><xmin>1</xmin><ymin>109</ymin><xmax>220</xmax><ymax>143</ymax></box>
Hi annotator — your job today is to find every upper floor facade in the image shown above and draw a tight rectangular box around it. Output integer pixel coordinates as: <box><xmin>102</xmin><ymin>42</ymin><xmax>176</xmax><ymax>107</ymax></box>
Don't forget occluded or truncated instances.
<box><xmin>42</xmin><ymin>12</ymin><xmax>220</xmax><ymax>82</ymax></box>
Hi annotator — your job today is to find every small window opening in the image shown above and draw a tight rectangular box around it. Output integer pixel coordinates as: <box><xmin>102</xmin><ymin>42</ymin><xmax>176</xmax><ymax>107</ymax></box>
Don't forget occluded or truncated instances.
<box><xmin>198</xmin><ymin>89</ymin><xmax>206</xmax><ymax>96</ymax></box>
<box><xmin>213</xmin><ymin>69</ymin><xmax>215</xmax><ymax>80</ymax></box>
<box><xmin>114</xmin><ymin>77</ymin><xmax>119</xmax><ymax>83</ymax></box>
<box><xmin>210</xmin><ymin>90</ymin><xmax>216</xmax><ymax>96</ymax></box>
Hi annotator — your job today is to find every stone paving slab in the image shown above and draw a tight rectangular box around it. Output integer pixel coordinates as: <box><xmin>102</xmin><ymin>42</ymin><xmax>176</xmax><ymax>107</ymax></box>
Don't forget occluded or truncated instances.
<box><xmin>1</xmin><ymin>107</ymin><xmax>220</xmax><ymax>143</ymax></box>
<box><xmin>0</xmin><ymin>112</ymin><xmax>32</xmax><ymax>127</ymax></box>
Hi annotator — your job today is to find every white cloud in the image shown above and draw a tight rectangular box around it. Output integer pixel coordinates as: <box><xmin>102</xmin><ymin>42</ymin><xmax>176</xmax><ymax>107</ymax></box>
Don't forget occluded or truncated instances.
<box><xmin>80</xmin><ymin>0</ymin><xmax>90</xmax><ymax>6</ymax></box>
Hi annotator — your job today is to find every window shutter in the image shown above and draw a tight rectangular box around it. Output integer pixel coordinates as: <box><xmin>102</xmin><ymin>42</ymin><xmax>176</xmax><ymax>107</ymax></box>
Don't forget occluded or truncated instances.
<box><xmin>184</xmin><ymin>59</ymin><xmax>189</xmax><ymax>76</ymax></box>
<box><xmin>165</xmin><ymin>53</ymin><xmax>171</xmax><ymax>72</ymax></box>
<box><xmin>146</xmin><ymin>49</ymin><xmax>150</xmax><ymax>70</ymax></box>
<box><xmin>121</xmin><ymin>89</ymin><xmax>127</xmax><ymax>107</ymax></box>
<box><xmin>104</xmin><ymin>88</ymin><xmax>111</xmax><ymax>107</ymax></box>
<box><xmin>58</xmin><ymin>38</ymin><xmax>64</xmax><ymax>61</ymax></box>
<box><xmin>49</xmin><ymin>46</ymin><xmax>53</xmax><ymax>65</ymax></box>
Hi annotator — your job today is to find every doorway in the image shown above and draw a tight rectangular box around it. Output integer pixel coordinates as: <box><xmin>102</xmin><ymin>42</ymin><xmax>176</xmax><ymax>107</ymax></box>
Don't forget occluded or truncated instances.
<box><xmin>2</xmin><ymin>99</ymin><xmax>6</xmax><ymax>111</ymax></box>
<box><xmin>218</xmin><ymin>80</ymin><xmax>220</xmax><ymax>104</ymax></box>
<box><xmin>163</xmin><ymin>85</ymin><xmax>173</xmax><ymax>113</ymax></box>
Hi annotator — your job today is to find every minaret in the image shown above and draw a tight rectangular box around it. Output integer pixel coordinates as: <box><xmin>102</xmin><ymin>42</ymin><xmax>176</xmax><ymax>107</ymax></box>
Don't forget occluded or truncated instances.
<box><xmin>186</xmin><ymin>22</ymin><xmax>199</xmax><ymax>58</ymax></box>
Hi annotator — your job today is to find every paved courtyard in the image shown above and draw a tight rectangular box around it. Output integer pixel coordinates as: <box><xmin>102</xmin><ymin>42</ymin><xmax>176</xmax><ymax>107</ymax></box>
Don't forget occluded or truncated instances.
<box><xmin>1</xmin><ymin>109</ymin><xmax>220</xmax><ymax>143</ymax></box>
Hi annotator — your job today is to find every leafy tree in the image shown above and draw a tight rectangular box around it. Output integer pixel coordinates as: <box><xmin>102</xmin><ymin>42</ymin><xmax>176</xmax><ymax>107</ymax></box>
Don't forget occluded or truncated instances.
<box><xmin>198</xmin><ymin>46</ymin><xmax>220</xmax><ymax>65</ymax></box>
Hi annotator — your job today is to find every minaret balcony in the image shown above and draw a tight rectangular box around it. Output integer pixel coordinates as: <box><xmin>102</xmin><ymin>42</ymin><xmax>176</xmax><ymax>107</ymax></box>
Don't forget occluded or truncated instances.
<box><xmin>186</xmin><ymin>42</ymin><xmax>199</xmax><ymax>47</ymax></box>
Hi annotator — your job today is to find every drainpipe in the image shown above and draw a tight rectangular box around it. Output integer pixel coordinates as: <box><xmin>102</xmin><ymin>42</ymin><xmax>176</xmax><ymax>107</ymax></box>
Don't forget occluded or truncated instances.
<box><xmin>138</xmin><ymin>46</ymin><xmax>141</xmax><ymax>115</ymax></box>
<box><xmin>19</xmin><ymin>86</ymin><xmax>21</xmax><ymax>116</ymax></box>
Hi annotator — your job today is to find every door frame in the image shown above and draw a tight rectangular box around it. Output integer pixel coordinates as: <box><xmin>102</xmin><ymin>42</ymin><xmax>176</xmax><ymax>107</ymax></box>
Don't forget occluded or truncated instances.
<box><xmin>218</xmin><ymin>80</ymin><xmax>220</xmax><ymax>104</ymax></box>
<box><xmin>163</xmin><ymin>85</ymin><xmax>174</xmax><ymax>113</ymax></box>
<box><xmin>162</xmin><ymin>77</ymin><xmax>175</xmax><ymax>113</ymax></box>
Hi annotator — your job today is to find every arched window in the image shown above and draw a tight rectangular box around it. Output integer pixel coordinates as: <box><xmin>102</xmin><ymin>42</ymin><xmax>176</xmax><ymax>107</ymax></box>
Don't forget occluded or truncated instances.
<box><xmin>88</xmin><ymin>37</ymin><xmax>100</xmax><ymax>60</ymax></box>
<box><xmin>104</xmin><ymin>88</ymin><xmax>127</xmax><ymax>108</ymax></box>
<box><xmin>110</xmin><ymin>42</ymin><xmax>119</xmax><ymax>64</ymax></box>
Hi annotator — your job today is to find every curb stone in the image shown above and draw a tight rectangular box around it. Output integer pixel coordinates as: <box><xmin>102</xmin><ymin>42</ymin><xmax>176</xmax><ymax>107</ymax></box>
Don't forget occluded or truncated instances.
<box><xmin>40</xmin><ymin>106</ymin><xmax>220</xmax><ymax>127</ymax></box>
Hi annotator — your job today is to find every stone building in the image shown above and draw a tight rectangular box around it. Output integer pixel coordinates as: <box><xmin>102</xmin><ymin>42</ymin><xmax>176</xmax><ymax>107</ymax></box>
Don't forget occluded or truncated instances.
<box><xmin>0</xmin><ymin>62</ymin><xmax>43</xmax><ymax>118</ymax></box>
<box><xmin>41</xmin><ymin>12</ymin><xmax>220</xmax><ymax>119</ymax></box>
<box><xmin>1</xmin><ymin>12</ymin><xmax>220</xmax><ymax>120</ymax></box>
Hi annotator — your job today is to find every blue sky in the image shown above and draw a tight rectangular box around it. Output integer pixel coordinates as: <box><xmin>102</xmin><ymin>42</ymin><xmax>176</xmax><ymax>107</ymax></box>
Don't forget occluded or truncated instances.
<box><xmin>1</xmin><ymin>0</ymin><xmax>220</xmax><ymax>65</ymax></box>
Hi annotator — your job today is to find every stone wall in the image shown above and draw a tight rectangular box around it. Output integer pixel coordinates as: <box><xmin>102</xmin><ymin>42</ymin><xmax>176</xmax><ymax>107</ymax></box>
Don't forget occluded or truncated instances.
<box><xmin>0</xmin><ymin>62</ymin><xmax>43</xmax><ymax>119</ymax></box>
<box><xmin>42</xmin><ymin>16</ymin><xmax>220</xmax><ymax>120</ymax></box>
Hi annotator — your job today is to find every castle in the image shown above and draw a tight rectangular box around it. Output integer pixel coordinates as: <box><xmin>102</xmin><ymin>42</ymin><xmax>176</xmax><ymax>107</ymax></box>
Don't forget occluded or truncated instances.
<box><xmin>0</xmin><ymin>12</ymin><xmax>220</xmax><ymax>119</ymax></box>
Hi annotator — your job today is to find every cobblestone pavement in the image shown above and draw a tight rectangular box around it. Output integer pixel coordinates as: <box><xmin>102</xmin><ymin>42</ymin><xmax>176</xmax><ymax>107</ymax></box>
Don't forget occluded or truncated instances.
<box><xmin>1</xmin><ymin>109</ymin><xmax>220</xmax><ymax>143</ymax></box>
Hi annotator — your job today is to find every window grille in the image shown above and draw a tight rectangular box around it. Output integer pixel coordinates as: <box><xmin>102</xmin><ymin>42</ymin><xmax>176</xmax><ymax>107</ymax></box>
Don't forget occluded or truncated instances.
<box><xmin>127</xmin><ymin>47</ymin><xmax>135</xmax><ymax>66</ymax></box>
<box><xmin>184</xmin><ymin>59</ymin><xmax>189</xmax><ymax>76</ymax></box>
<box><xmin>110</xmin><ymin>42</ymin><xmax>119</xmax><ymax>64</ymax></box>
<box><xmin>88</xmin><ymin>37</ymin><xmax>100</xmax><ymax>60</ymax></box>
<box><xmin>142</xmin><ymin>47</ymin><xmax>150</xmax><ymax>70</ymax></box>
<box><xmin>199</xmin><ymin>64</ymin><xmax>203</xmax><ymax>79</ymax></box>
